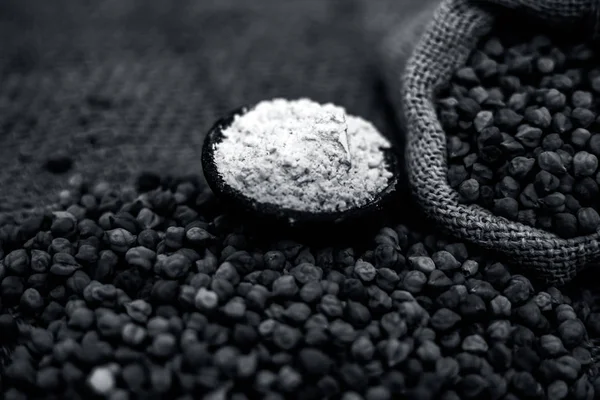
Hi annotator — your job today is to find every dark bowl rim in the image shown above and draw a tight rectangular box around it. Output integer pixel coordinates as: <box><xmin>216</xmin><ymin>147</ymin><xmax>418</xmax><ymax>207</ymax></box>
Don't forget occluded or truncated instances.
<box><xmin>201</xmin><ymin>105</ymin><xmax>401</xmax><ymax>226</ymax></box>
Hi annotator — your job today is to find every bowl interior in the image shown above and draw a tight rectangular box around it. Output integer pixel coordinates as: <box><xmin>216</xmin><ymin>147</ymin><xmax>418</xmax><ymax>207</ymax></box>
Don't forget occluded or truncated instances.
<box><xmin>201</xmin><ymin>106</ymin><xmax>401</xmax><ymax>228</ymax></box>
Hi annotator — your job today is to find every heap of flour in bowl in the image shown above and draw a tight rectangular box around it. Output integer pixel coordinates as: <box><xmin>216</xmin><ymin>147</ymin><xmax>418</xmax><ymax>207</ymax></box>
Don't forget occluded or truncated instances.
<box><xmin>213</xmin><ymin>98</ymin><xmax>394</xmax><ymax>213</ymax></box>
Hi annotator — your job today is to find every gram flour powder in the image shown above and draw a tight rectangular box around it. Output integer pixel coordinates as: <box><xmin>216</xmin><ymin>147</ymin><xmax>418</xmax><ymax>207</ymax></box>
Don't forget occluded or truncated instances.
<box><xmin>213</xmin><ymin>98</ymin><xmax>393</xmax><ymax>212</ymax></box>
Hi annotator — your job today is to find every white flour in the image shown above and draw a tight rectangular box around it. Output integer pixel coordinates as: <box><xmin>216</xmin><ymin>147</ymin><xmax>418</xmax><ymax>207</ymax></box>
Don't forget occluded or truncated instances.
<box><xmin>213</xmin><ymin>98</ymin><xmax>393</xmax><ymax>212</ymax></box>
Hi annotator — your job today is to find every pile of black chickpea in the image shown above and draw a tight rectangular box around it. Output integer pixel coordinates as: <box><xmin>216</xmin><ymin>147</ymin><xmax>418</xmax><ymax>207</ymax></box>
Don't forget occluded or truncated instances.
<box><xmin>0</xmin><ymin>168</ymin><xmax>597</xmax><ymax>400</ymax></box>
<box><xmin>438</xmin><ymin>25</ymin><xmax>600</xmax><ymax>238</ymax></box>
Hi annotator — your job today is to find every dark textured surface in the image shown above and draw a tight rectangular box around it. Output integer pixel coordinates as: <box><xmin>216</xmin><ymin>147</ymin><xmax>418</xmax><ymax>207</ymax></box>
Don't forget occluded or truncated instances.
<box><xmin>0</xmin><ymin>0</ymin><xmax>427</xmax><ymax>217</ymax></box>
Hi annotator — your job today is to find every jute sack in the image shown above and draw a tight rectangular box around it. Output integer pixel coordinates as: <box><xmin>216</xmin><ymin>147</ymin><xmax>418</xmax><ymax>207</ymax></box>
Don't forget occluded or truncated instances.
<box><xmin>398</xmin><ymin>0</ymin><xmax>600</xmax><ymax>285</ymax></box>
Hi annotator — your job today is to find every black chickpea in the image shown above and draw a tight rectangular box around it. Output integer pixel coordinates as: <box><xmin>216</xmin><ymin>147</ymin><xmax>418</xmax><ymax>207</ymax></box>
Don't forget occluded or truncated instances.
<box><xmin>439</xmin><ymin>30</ymin><xmax>600</xmax><ymax>238</ymax></box>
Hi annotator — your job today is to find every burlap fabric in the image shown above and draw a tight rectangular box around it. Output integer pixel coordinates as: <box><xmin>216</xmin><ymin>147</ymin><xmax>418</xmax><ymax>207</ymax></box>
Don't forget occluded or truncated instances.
<box><xmin>396</xmin><ymin>0</ymin><xmax>600</xmax><ymax>285</ymax></box>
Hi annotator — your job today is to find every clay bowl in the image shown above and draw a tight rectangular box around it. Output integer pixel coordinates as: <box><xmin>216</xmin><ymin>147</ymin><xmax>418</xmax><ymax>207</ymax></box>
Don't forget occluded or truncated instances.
<box><xmin>201</xmin><ymin>106</ymin><xmax>402</xmax><ymax>243</ymax></box>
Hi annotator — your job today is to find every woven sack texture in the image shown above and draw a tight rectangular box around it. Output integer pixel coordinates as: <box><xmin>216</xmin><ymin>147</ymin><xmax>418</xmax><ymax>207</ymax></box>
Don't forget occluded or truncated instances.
<box><xmin>395</xmin><ymin>0</ymin><xmax>600</xmax><ymax>285</ymax></box>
